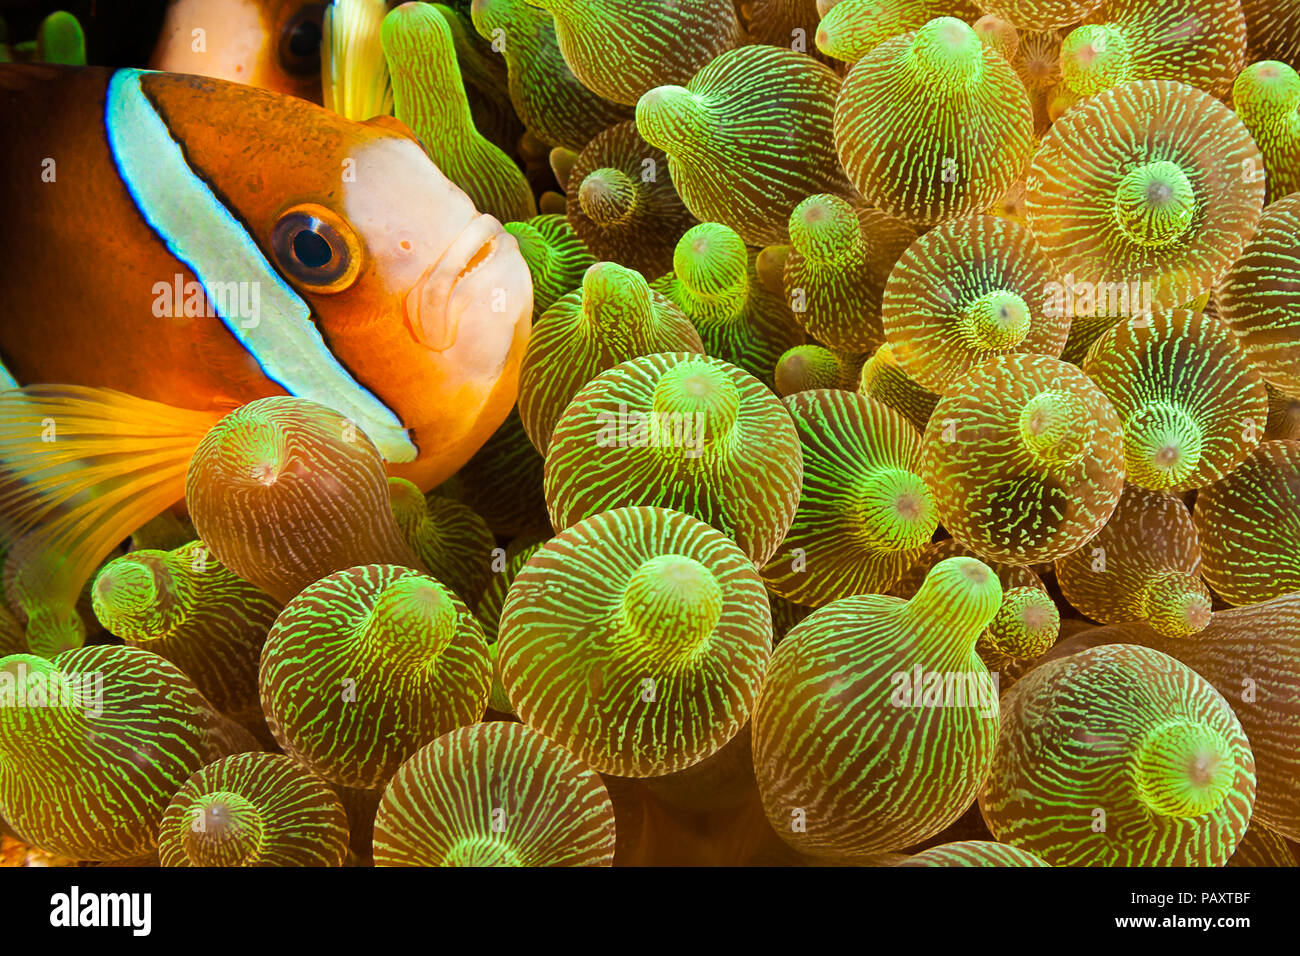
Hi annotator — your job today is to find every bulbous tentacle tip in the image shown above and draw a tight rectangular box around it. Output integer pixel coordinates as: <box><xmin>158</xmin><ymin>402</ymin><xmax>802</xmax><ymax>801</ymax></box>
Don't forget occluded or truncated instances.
<box><xmin>620</xmin><ymin>553</ymin><xmax>723</xmax><ymax>663</ymax></box>
<box><xmin>443</xmin><ymin>835</ymin><xmax>524</xmax><ymax>867</ymax></box>
<box><xmin>1143</xmin><ymin>573</ymin><xmax>1213</xmax><ymax>638</ymax></box>
<box><xmin>92</xmin><ymin>557</ymin><xmax>161</xmax><ymax>629</ymax></box>
<box><xmin>972</xmin><ymin>15</ymin><xmax>1019</xmax><ymax>62</ymax></box>
<box><xmin>981</xmin><ymin>586</ymin><xmax>1059</xmax><ymax>663</ymax></box>
<box><xmin>1018</xmin><ymin>388</ymin><xmax>1090</xmax><ymax>466</ymax></box>
<box><xmin>1112</xmin><ymin>160</ymin><xmax>1196</xmax><ymax>247</ymax></box>
<box><xmin>912</xmin><ymin>17</ymin><xmax>986</xmax><ymax>86</ymax></box>
<box><xmin>850</xmin><ymin>468</ymin><xmax>938</xmax><ymax>553</ymax></box>
<box><xmin>182</xmin><ymin>792</ymin><xmax>266</xmax><ymax>867</ymax></box>
<box><xmin>635</xmin><ymin>85</ymin><xmax>709</xmax><ymax>150</ymax></box>
<box><xmin>363</xmin><ymin>574</ymin><xmax>460</xmax><ymax>661</ymax></box>
<box><xmin>651</xmin><ymin>359</ymin><xmax>742</xmax><ymax>438</ymax></box>
<box><xmin>1234</xmin><ymin>60</ymin><xmax>1300</xmax><ymax>119</ymax></box>
<box><xmin>958</xmin><ymin>290</ymin><xmax>1033</xmax><ymax>352</ymax></box>
<box><xmin>577</xmin><ymin>167</ymin><xmax>639</xmax><ymax>226</ymax></box>
<box><xmin>579</xmin><ymin>260</ymin><xmax>655</xmax><ymax>328</ymax></box>
<box><xmin>1134</xmin><ymin>720</ymin><xmax>1237</xmax><ymax>818</ymax></box>
<box><xmin>673</xmin><ymin>222</ymin><xmax>748</xmax><ymax>297</ymax></box>
<box><xmin>789</xmin><ymin>194</ymin><xmax>861</xmax><ymax>262</ymax></box>
<box><xmin>908</xmin><ymin>556</ymin><xmax>1004</xmax><ymax>637</ymax></box>
<box><xmin>1123</xmin><ymin>401</ymin><xmax>1204</xmax><ymax>489</ymax></box>
<box><xmin>1060</xmin><ymin>24</ymin><xmax>1132</xmax><ymax>96</ymax></box>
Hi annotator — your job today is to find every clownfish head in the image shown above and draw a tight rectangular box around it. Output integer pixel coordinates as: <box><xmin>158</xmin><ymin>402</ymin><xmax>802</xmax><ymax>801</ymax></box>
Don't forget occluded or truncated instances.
<box><xmin>115</xmin><ymin>70</ymin><xmax>534</xmax><ymax>488</ymax></box>
<box><xmin>150</xmin><ymin>0</ymin><xmax>328</xmax><ymax>102</ymax></box>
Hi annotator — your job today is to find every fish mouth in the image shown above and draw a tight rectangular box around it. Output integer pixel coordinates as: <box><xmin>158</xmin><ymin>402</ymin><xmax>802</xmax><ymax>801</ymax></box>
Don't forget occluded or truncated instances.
<box><xmin>405</xmin><ymin>214</ymin><xmax>517</xmax><ymax>352</ymax></box>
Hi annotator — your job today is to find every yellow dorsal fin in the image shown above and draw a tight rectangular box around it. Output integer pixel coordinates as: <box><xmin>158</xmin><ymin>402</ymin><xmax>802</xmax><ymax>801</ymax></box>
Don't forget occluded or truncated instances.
<box><xmin>0</xmin><ymin>386</ymin><xmax>222</xmax><ymax>656</ymax></box>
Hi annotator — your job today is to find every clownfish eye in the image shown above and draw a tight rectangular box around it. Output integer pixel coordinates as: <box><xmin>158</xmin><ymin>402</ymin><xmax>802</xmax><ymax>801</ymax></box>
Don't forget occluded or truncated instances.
<box><xmin>279</xmin><ymin>3</ymin><xmax>325</xmax><ymax>75</ymax></box>
<box><xmin>271</xmin><ymin>204</ymin><xmax>362</xmax><ymax>293</ymax></box>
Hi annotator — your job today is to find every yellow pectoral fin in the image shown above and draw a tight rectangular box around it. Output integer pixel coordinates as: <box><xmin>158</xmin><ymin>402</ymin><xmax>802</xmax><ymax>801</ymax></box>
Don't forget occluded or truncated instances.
<box><xmin>0</xmin><ymin>386</ymin><xmax>221</xmax><ymax>656</ymax></box>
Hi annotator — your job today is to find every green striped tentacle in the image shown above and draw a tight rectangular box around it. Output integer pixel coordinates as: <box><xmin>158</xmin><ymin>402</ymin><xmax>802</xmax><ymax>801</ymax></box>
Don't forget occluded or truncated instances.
<box><xmin>469</xmin><ymin>0</ymin><xmax>632</xmax><ymax>151</ymax></box>
<box><xmin>381</xmin><ymin>1</ymin><xmax>535</xmax><ymax>223</ymax></box>
<box><xmin>761</xmin><ymin>389</ymin><xmax>937</xmax><ymax>606</ymax></box>
<box><xmin>899</xmin><ymin>840</ymin><xmax>1050</xmax><ymax>866</ymax></box>
<box><xmin>1216</xmin><ymin>195</ymin><xmax>1300</xmax><ymax>397</ymax></box>
<box><xmin>91</xmin><ymin>539</ymin><xmax>282</xmax><ymax>730</ymax></box>
<box><xmin>636</xmin><ymin>45</ymin><xmax>854</xmax><ymax>246</ymax></box>
<box><xmin>186</xmin><ymin>397</ymin><xmax>424</xmax><ymax>605</ymax></box>
<box><xmin>543</xmin><ymin>352</ymin><xmax>803</xmax><ymax>565</ymax></box>
<box><xmin>1082</xmin><ymin>310</ymin><xmax>1268</xmax><ymax>491</ymax></box>
<box><xmin>373</xmin><ymin>722</ymin><xmax>616</xmax><ymax>866</ymax></box>
<box><xmin>565</xmin><ymin>120</ymin><xmax>698</xmax><ymax>278</ymax></box>
<box><xmin>980</xmin><ymin>643</ymin><xmax>1256</xmax><ymax>866</ymax></box>
<box><xmin>857</xmin><ymin>342</ymin><xmax>939</xmax><ymax>433</ymax></box>
<box><xmin>388</xmin><ymin>477</ymin><xmax>495</xmax><ymax>606</ymax></box>
<box><xmin>753</xmin><ymin>556</ymin><xmax>1004</xmax><ymax>859</ymax></box>
<box><xmin>920</xmin><ymin>354</ymin><xmax>1126</xmax><ymax>564</ymax></box>
<box><xmin>783</xmin><ymin>194</ymin><xmax>917</xmax><ymax>352</ymax></box>
<box><xmin>774</xmin><ymin>345</ymin><xmax>867</xmax><ymax>396</ymax></box>
<box><xmin>833</xmin><ymin>17</ymin><xmax>1036</xmax><ymax>227</ymax></box>
<box><xmin>1241</xmin><ymin>0</ymin><xmax>1300</xmax><ymax>68</ymax></box>
<box><xmin>518</xmin><ymin>262</ymin><xmax>704</xmax><ymax>454</ymax></box>
<box><xmin>972</xmin><ymin>14</ymin><xmax>1019</xmax><ymax>60</ymax></box>
<box><xmin>815</xmin><ymin>0</ymin><xmax>980</xmax><ymax>63</ymax></box>
<box><xmin>1193</xmin><ymin>440</ymin><xmax>1300</xmax><ymax>605</ymax></box>
<box><xmin>0</xmin><ymin>645</ymin><xmax>255</xmax><ymax>861</ymax></box>
<box><xmin>158</xmin><ymin>753</ymin><xmax>350</xmax><ymax>867</ymax></box>
<box><xmin>977</xmin><ymin>0</ymin><xmax>1102</xmax><ymax>31</ymax></box>
<box><xmin>1056</xmin><ymin>484</ymin><xmax>1211</xmax><ymax>638</ymax></box>
<box><xmin>474</xmin><ymin>536</ymin><xmax>548</xmax><ymax>714</ymax></box>
<box><xmin>745</xmin><ymin>0</ymin><xmax>836</xmax><ymax>65</ymax></box>
<box><xmin>1025</xmin><ymin>80</ymin><xmax>1264</xmax><ymax>315</ymax></box>
<box><xmin>882</xmin><ymin>214</ymin><xmax>1067</xmax><ymax>393</ymax></box>
<box><xmin>1044</xmin><ymin>593</ymin><xmax>1300</xmax><ymax>840</ymax></box>
<box><xmin>1058</xmin><ymin>0</ymin><xmax>1246</xmax><ymax>101</ymax></box>
<box><xmin>1226</xmin><ymin>822</ymin><xmax>1298</xmax><ymax>866</ymax></box>
<box><xmin>498</xmin><ymin>507</ymin><xmax>772</xmax><ymax>776</ymax></box>
<box><xmin>893</xmin><ymin>538</ymin><xmax>1058</xmax><ymax>670</ymax></box>
<box><xmin>1011</xmin><ymin>29</ymin><xmax>1062</xmax><ymax>134</ymax></box>
<box><xmin>652</xmin><ymin>222</ymin><xmax>804</xmax><ymax>388</ymax></box>
<box><xmin>1266</xmin><ymin>382</ymin><xmax>1300</xmax><ymax>441</ymax></box>
<box><xmin>259</xmin><ymin>564</ymin><xmax>491</xmax><ymax>790</ymax></box>
<box><xmin>529</xmin><ymin>0</ymin><xmax>740</xmax><ymax>106</ymax></box>
<box><xmin>503</xmin><ymin>214</ymin><xmax>597</xmax><ymax>318</ymax></box>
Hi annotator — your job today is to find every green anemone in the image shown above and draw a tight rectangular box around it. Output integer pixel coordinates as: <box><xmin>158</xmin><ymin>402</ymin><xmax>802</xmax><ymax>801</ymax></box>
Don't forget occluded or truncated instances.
<box><xmin>652</xmin><ymin>222</ymin><xmax>804</xmax><ymax>388</ymax></box>
<box><xmin>637</xmin><ymin>45</ymin><xmax>854</xmax><ymax>246</ymax></box>
<box><xmin>783</xmin><ymin>194</ymin><xmax>916</xmax><ymax>351</ymax></box>
<box><xmin>260</xmin><ymin>564</ymin><xmax>491</xmax><ymax>790</ymax></box>
<box><xmin>565</xmin><ymin>120</ymin><xmax>698</xmax><ymax>277</ymax></box>
<box><xmin>762</xmin><ymin>389</ymin><xmax>937</xmax><ymax>606</ymax></box>
<box><xmin>498</xmin><ymin>506</ymin><xmax>772</xmax><ymax>776</ymax></box>
<box><xmin>518</xmin><ymin>262</ymin><xmax>704</xmax><ymax>454</ymax></box>
<box><xmin>382</xmin><ymin>1</ymin><xmax>535</xmax><ymax>222</ymax></box>
<box><xmin>543</xmin><ymin>352</ymin><xmax>804</xmax><ymax>565</ymax></box>
<box><xmin>921</xmin><ymin>354</ymin><xmax>1126</xmax><ymax>564</ymax></box>
<box><xmin>373</xmin><ymin>722</ymin><xmax>617</xmax><ymax>865</ymax></box>
<box><xmin>980</xmin><ymin>643</ymin><xmax>1255</xmax><ymax>866</ymax></box>
<box><xmin>833</xmin><ymin>17</ymin><xmax>1036</xmax><ymax>227</ymax></box>
<box><xmin>1056</xmin><ymin>483</ymin><xmax>1212</xmax><ymax>638</ymax></box>
<box><xmin>754</xmin><ymin>556</ymin><xmax>1003</xmax><ymax>860</ymax></box>
<box><xmin>158</xmin><ymin>753</ymin><xmax>350</xmax><ymax>867</ymax></box>
<box><xmin>528</xmin><ymin>0</ymin><xmax>740</xmax><ymax>106</ymax></box>
<box><xmin>469</xmin><ymin>0</ymin><xmax>631</xmax><ymax>150</ymax></box>
<box><xmin>1082</xmin><ymin>309</ymin><xmax>1268</xmax><ymax>491</ymax></box>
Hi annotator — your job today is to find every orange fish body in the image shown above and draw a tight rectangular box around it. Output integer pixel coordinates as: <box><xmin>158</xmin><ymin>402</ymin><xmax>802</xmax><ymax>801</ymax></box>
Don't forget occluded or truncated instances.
<box><xmin>149</xmin><ymin>0</ymin><xmax>326</xmax><ymax>101</ymax></box>
<box><xmin>0</xmin><ymin>64</ymin><xmax>532</xmax><ymax>650</ymax></box>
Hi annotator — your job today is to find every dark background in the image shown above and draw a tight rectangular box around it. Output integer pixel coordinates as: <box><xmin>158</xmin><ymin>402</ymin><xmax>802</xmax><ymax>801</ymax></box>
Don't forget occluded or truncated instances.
<box><xmin>2</xmin><ymin>1</ymin><xmax>169</xmax><ymax>66</ymax></box>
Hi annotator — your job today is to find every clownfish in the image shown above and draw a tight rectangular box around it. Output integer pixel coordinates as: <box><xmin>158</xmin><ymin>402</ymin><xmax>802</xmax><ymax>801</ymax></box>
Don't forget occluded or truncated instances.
<box><xmin>149</xmin><ymin>0</ymin><xmax>327</xmax><ymax>102</ymax></box>
<box><xmin>0</xmin><ymin>64</ymin><xmax>533</xmax><ymax>651</ymax></box>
